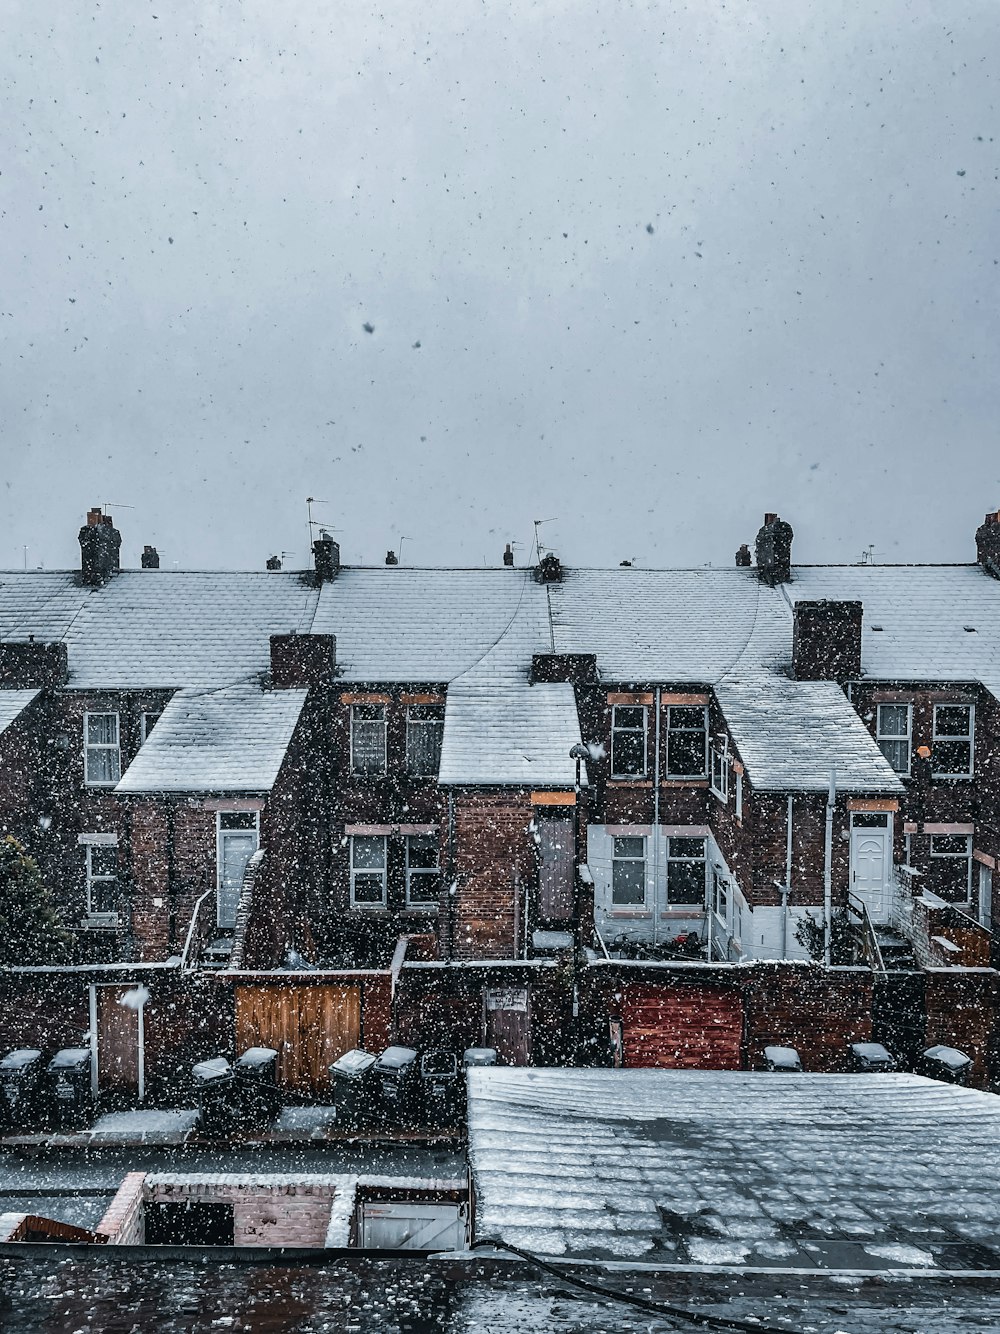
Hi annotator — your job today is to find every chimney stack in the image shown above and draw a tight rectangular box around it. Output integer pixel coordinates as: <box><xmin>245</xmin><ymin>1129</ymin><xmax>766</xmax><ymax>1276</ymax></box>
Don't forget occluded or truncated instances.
<box><xmin>266</xmin><ymin>555</ymin><xmax>282</xmax><ymax>571</ymax></box>
<box><xmin>141</xmin><ymin>545</ymin><xmax>160</xmax><ymax>569</ymax></box>
<box><xmin>270</xmin><ymin>633</ymin><xmax>336</xmax><ymax>689</ymax></box>
<box><xmin>792</xmin><ymin>600</ymin><xmax>863</xmax><ymax>681</ymax></box>
<box><xmin>385</xmin><ymin>550</ymin><xmax>398</xmax><ymax>565</ymax></box>
<box><xmin>503</xmin><ymin>543</ymin><xmax>514</xmax><ymax>567</ymax></box>
<box><xmin>312</xmin><ymin>532</ymin><xmax>340</xmax><ymax>583</ymax></box>
<box><xmin>533</xmin><ymin>552</ymin><xmax>563</xmax><ymax>584</ymax></box>
<box><xmin>975</xmin><ymin>510</ymin><xmax>1000</xmax><ymax>579</ymax></box>
<box><xmin>78</xmin><ymin>508</ymin><xmax>122</xmax><ymax>587</ymax></box>
<box><xmin>735</xmin><ymin>543</ymin><xmax>751</xmax><ymax>568</ymax></box>
<box><xmin>754</xmin><ymin>513</ymin><xmax>793</xmax><ymax>585</ymax></box>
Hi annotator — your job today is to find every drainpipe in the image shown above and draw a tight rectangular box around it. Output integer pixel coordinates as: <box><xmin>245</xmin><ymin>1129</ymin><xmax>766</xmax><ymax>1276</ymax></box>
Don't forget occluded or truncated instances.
<box><xmin>782</xmin><ymin>795</ymin><xmax>793</xmax><ymax>960</ymax></box>
<box><xmin>823</xmin><ymin>770</ymin><xmax>836</xmax><ymax>967</ymax></box>
<box><xmin>652</xmin><ymin>687</ymin><xmax>661</xmax><ymax>945</ymax></box>
<box><xmin>446</xmin><ymin>791</ymin><xmax>456</xmax><ymax>963</ymax></box>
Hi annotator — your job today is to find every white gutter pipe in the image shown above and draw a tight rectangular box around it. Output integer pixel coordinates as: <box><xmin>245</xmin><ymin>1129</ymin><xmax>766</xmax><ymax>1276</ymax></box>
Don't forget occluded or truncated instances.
<box><xmin>824</xmin><ymin>770</ymin><xmax>836</xmax><ymax>967</ymax></box>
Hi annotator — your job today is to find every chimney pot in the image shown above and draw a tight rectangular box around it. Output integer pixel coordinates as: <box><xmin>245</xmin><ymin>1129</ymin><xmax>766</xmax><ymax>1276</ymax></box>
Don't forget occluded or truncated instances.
<box><xmin>86</xmin><ymin>507</ymin><xmax>103</xmax><ymax>528</ymax></box>
<box><xmin>266</xmin><ymin>555</ymin><xmax>282</xmax><ymax>571</ymax></box>
<box><xmin>141</xmin><ymin>545</ymin><xmax>160</xmax><ymax>570</ymax></box>
<box><xmin>503</xmin><ymin>543</ymin><xmax>514</xmax><ymax>567</ymax></box>
<box><xmin>385</xmin><ymin>550</ymin><xmax>398</xmax><ymax>565</ymax></box>
<box><xmin>735</xmin><ymin>543</ymin><xmax>752</xmax><ymax>568</ymax></box>
<box><xmin>764</xmin><ymin>512</ymin><xmax>778</xmax><ymax>526</ymax></box>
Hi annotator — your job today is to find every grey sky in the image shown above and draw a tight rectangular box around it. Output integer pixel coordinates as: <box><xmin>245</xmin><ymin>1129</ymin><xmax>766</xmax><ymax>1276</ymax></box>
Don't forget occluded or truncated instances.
<box><xmin>2</xmin><ymin>0</ymin><xmax>998</xmax><ymax>573</ymax></box>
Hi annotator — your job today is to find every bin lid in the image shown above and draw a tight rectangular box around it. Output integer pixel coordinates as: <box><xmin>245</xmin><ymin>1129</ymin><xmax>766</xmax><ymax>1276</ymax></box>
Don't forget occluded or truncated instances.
<box><xmin>923</xmin><ymin>1044</ymin><xmax>971</xmax><ymax>1070</ymax></box>
<box><xmin>421</xmin><ymin>1050</ymin><xmax>459</xmax><ymax>1077</ymax></box>
<box><xmin>375</xmin><ymin>1045</ymin><xmax>419</xmax><ymax>1071</ymax></box>
<box><xmin>330</xmin><ymin>1049</ymin><xmax>377</xmax><ymax>1076</ymax></box>
<box><xmin>463</xmin><ymin>1047</ymin><xmax>497</xmax><ymax>1066</ymax></box>
<box><xmin>48</xmin><ymin>1048</ymin><xmax>91</xmax><ymax>1071</ymax></box>
<box><xmin>763</xmin><ymin>1045</ymin><xmax>802</xmax><ymax>1070</ymax></box>
<box><xmin>0</xmin><ymin>1048</ymin><xmax>43</xmax><ymax>1070</ymax></box>
<box><xmin>236</xmin><ymin>1046</ymin><xmax>278</xmax><ymax>1068</ymax></box>
<box><xmin>850</xmin><ymin>1042</ymin><xmax>893</xmax><ymax>1064</ymax></box>
<box><xmin>192</xmin><ymin>1056</ymin><xmax>233</xmax><ymax>1083</ymax></box>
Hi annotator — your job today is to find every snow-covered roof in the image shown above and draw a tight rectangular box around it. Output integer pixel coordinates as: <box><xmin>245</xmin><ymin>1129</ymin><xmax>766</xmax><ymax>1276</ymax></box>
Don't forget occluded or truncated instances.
<box><xmin>0</xmin><ymin>689</ymin><xmax>39</xmax><ymax>738</ymax></box>
<box><xmin>116</xmin><ymin>684</ymin><xmax>307</xmax><ymax>793</ymax></box>
<box><xmin>439</xmin><ymin>682</ymin><xmax>584</xmax><ymax>786</ymax></box>
<box><xmin>787</xmin><ymin>565</ymin><xmax>1000</xmax><ymax>696</ymax></box>
<box><xmin>714</xmin><ymin>675</ymin><xmax>904</xmax><ymax>793</ymax></box>
<box><xmin>467</xmin><ymin>1067</ymin><xmax>1000</xmax><ymax>1267</ymax></box>
<box><xmin>0</xmin><ymin>572</ymin><xmax>317</xmax><ymax>689</ymax></box>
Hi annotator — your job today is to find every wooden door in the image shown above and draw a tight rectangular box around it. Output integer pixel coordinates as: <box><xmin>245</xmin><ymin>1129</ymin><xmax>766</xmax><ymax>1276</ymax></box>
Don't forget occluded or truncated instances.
<box><xmin>620</xmin><ymin>985</ymin><xmax>742</xmax><ymax>1069</ymax></box>
<box><xmin>96</xmin><ymin>986</ymin><xmax>140</xmax><ymax>1095</ymax></box>
<box><xmin>538</xmin><ymin>820</ymin><xmax>574</xmax><ymax>923</ymax></box>
<box><xmin>235</xmin><ymin>985</ymin><xmax>361</xmax><ymax>1095</ymax></box>
<box><xmin>484</xmin><ymin>988</ymin><xmax>532</xmax><ymax>1065</ymax></box>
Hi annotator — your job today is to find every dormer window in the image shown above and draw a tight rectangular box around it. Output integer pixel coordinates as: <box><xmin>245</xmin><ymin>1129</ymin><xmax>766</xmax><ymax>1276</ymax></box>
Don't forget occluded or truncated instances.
<box><xmin>932</xmin><ymin>704</ymin><xmax>974</xmax><ymax>777</ymax></box>
<box><xmin>876</xmin><ymin>704</ymin><xmax>911</xmax><ymax>775</ymax></box>
<box><xmin>351</xmin><ymin>703</ymin><xmax>387</xmax><ymax>774</ymax></box>
<box><xmin>709</xmin><ymin>736</ymin><xmax>729</xmax><ymax>802</ymax></box>
<box><xmin>665</xmin><ymin>705</ymin><xmax>708</xmax><ymax>777</ymax></box>
<box><xmin>406</xmin><ymin>704</ymin><xmax>444</xmax><ymax>776</ymax></box>
<box><xmin>84</xmin><ymin>712</ymin><xmax>120</xmax><ymax>786</ymax></box>
<box><xmin>611</xmin><ymin>705</ymin><xmax>647</xmax><ymax>778</ymax></box>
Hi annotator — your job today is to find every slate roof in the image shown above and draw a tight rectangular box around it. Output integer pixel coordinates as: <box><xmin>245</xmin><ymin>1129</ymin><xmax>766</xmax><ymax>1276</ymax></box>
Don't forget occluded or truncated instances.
<box><xmin>467</xmin><ymin>1067</ymin><xmax>1000</xmax><ymax>1268</ymax></box>
<box><xmin>115</xmin><ymin>685</ymin><xmax>307</xmax><ymax>793</ymax></box>
<box><xmin>787</xmin><ymin>564</ymin><xmax>1000</xmax><ymax>696</ymax></box>
<box><xmin>713</xmin><ymin>675</ymin><xmax>904</xmax><ymax>793</ymax></box>
<box><xmin>0</xmin><ymin>690</ymin><xmax>39</xmax><ymax>738</ymax></box>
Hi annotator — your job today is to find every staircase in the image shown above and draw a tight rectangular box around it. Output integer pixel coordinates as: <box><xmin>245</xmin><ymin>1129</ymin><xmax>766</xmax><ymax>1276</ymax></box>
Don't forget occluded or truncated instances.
<box><xmin>873</xmin><ymin>925</ymin><xmax>918</xmax><ymax>971</ymax></box>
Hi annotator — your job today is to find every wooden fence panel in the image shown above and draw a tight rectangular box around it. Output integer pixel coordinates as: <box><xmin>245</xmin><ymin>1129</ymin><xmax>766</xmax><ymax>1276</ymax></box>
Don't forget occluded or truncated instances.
<box><xmin>235</xmin><ymin>985</ymin><xmax>361</xmax><ymax>1095</ymax></box>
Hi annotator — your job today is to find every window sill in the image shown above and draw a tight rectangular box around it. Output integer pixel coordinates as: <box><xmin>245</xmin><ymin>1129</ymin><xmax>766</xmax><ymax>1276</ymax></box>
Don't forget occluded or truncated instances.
<box><xmin>77</xmin><ymin>915</ymin><xmax>120</xmax><ymax>930</ymax></box>
<box><xmin>350</xmin><ymin>903</ymin><xmax>388</xmax><ymax>912</ymax></box>
<box><xmin>931</xmin><ymin>774</ymin><xmax>974</xmax><ymax>781</ymax></box>
<box><xmin>606</xmin><ymin>909</ymin><xmax>653</xmax><ymax>918</ymax></box>
<box><xmin>661</xmin><ymin>778</ymin><xmax>709</xmax><ymax>788</ymax></box>
<box><xmin>609</xmin><ymin>778</ymin><xmax>652</xmax><ymax>787</ymax></box>
<box><xmin>83</xmin><ymin>782</ymin><xmax>120</xmax><ymax>790</ymax></box>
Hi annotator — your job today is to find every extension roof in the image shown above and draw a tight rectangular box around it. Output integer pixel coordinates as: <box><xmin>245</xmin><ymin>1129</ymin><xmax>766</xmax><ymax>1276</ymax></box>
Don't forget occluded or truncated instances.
<box><xmin>0</xmin><ymin>689</ymin><xmax>39</xmax><ymax>738</ymax></box>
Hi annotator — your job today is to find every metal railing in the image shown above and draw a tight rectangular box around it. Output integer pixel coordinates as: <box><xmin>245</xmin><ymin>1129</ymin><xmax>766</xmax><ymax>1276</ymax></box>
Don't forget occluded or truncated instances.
<box><xmin>846</xmin><ymin>892</ymin><xmax>885</xmax><ymax>972</ymax></box>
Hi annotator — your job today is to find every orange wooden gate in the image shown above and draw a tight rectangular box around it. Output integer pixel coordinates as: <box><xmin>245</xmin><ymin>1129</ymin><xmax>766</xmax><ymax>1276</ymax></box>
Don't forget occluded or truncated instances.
<box><xmin>96</xmin><ymin>985</ymin><xmax>140</xmax><ymax>1095</ymax></box>
<box><xmin>620</xmin><ymin>985</ymin><xmax>743</xmax><ymax>1069</ymax></box>
<box><xmin>235</xmin><ymin>985</ymin><xmax>361</xmax><ymax>1095</ymax></box>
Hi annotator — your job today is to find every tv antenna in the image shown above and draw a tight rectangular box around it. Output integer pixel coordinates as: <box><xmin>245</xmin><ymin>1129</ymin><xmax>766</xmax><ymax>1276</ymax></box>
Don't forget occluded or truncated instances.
<box><xmin>397</xmin><ymin>536</ymin><xmax>413</xmax><ymax>564</ymax></box>
<box><xmin>532</xmin><ymin>517</ymin><xmax>558</xmax><ymax>562</ymax></box>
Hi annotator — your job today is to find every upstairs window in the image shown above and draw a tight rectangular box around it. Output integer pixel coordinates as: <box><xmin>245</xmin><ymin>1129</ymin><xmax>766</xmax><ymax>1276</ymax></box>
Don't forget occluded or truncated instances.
<box><xmin>709</xmin><ymin>737</ymin><xmax>729</xmax><ymax>802</ymax></box>
<box><xmin>406</xmin><ymin>834</ymin><xmax>441</xmax><ymax>907</ymax></box>
<box><xmin>84</xmin><ymin>839</ymin><xmax>118</xmax><ymax>917</ymax></box>
<box><xmin>611</xmin><ymin>705</ymin><xmax>647</xmax><ymax>778</ymax></box>
<box><xmin>611</xmin><ymin>836</ymin><xmax>646</xmax><ymax>906</ymax></box>
<box><xmin>713</xmin><ymin>869</ymin><xmax>729</xmax><ymax>922</ymax></box>
<box><xmin>876</xmin><ymin>704</ymin><xmax>911</xmax><ymax>774</ymax></box>
<box><xmin>666</xmin><ymin>836</ymin><xmax>706</xmax><ymax>904</ymax></box>
<box><xmin>406</xmin><ymin>704</ymin><xmax>444</xmax><ymax>776</ymax></box>
<box><xmin>665</xmin><ymin>706</ymin><xmax>708</xmax><ymax>777</ymax></box>
<box><xmin>140</xmin><ymin>711</ymin><xmax>162</xmax><ymax>744</ymax></box>
<box><xmin>930</xmin><ymin>834</ymin><xmax>973</xmax><ymax>902</ymax></box>
<box><xmin>351</xmin><ymin>703</ymin><xmax>387</xmax><ymax>774</ymax></box>
<box><xmin>84</xmin><ymin>712</ymin><xmax>121</xmax><ymax>786</ymax></box>
<box><xmin>932</xmin><ymin>705</ymin><xmax>974</xmax><ymax>776</ymax></box>
<box><xmin>351</xmin><ymin>835</ymin><xmax>387</xmax><ymax>908</ymax></box>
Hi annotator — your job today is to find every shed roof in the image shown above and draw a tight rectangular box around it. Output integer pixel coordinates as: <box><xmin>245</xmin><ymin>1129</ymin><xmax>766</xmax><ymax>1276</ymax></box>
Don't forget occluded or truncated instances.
<box><xmin>115</xmin><ymin>684</ymin><xmax>307</xmax><ymax>793</ymax></box>
<box><xmin>467</xmin><ymin>1067</ymin><xmax>1000</xmax><ymax>1267</ymax></box>
<box><xmin>0</xmin><ymin>689</ymin><xmax>39</xmax><ymax>738</ymax></box>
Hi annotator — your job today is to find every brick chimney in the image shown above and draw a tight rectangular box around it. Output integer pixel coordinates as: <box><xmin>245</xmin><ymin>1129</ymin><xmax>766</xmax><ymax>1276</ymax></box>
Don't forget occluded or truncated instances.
<box><xmin>78</xmin><ymin>508</ymin><xmax>121</xmax><ymax>586</ymax></box>
<box><xmin>0</xmin><ymin>640</ymin><xmax>69</xmax><ymax>688</ymax></box>
<box><xmin>792</xmin><ymin>600</ymin><xmax>863</xmax><ymax>681</ymax></box>
<box><xmin>754</xmin><ymin>513</ymin><xmax>793</xmax><ymax>585</ymax></box>
<box><xmin>141</xmin><ymin>545</ymin><xmax>160</xmax><ymax>569</ymax></box>
<box><xmin>975</xmin><ymin>510</ymin><xmax>1000</xmax><ymax>579</ymax></box>
<box><xmin>312</xmin><ymin>532</ymin><xmax>340</xmax><ymax>583</ymax></box>
<box><xmin>534</xmin><ymin>552</ymin><xmax>563</xmax><ymax>584</ymax></box>
<box><xmin>735</xmin><ymin>543</ymin><xmax>751</xmax><ymax>568</ymax></box>
<box><xmin>270</xmin><ymin>633</ymin><xmax>336</xmax><ymax>688</ymax></box>
<box><xmin>385</xmin><ymin>550</ymin><xmax>398</xmax><ymax>566</ymax></box>
<box><xmin>503</xmin><ymin>543</ymin><xmax>514</xmax><ymax>567</ymax></box>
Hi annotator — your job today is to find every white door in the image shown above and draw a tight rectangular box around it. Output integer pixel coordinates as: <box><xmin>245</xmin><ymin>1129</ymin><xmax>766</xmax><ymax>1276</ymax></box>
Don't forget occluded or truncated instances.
<box><xmin>218</xmin><ymin>831</ymin><xmax>257</xmax><ymax>928</ymax></box>
<box><xmin>979</xmin><ymin>864</ymin><xmax>993</xmax><ymax>931</ymax></box>
<box><xmin>851</xmin><ymin>827</ymin><xmax>891</xmax><ymax>924</ymax></box>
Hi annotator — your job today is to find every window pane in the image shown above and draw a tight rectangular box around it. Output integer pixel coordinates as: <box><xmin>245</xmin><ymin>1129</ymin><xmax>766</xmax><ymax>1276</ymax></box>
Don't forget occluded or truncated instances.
<box><xmin>667</xmin><ymin>730</ymin><xmax>706</xmax><ymax>776</ymax></box>
<box><xmin>612</xmin><ymin>859</ymin><xmax>645</xmax><ymax>905</ymax></box>
<box><xmin>933</xmin><ymin>740</ymin><xmax>972</xmax><ymax>774</ymax></box>
<box><xmin>878</xmin><ymin>705</ymin><xmax>908</xmax><ymax>737</ymax></box>
<box><xmin>408</xmin><ymin>704</ymin><xmax>444</xmax><ymax>722</ymax></box>
<box><xmin>353</xmin><ymin>703</ymin><xmax>385</xmax><ymax>721</ymax></box>
<box><xmin>408</xmin><ymin>871</ymin><xmax>442</xmax><ymax>903</ymax></box>
<box><xmin>90</xmin><ymin>846</ymin><xmax>118</xmax><ymax>877</ymax></box>
<box><xmin>878</xmin><ymin>738</ymin><xmax>909</xmax><ymax>773</ymax></box>
<box><xmin>87</xmin><ymin>713</ymin><xmax>117</xmax><ymax>745</ymax></box>
<box><xmin>667</xmin><ymin>860</ymin><xmax>704</xmax><ymax>903</ymax></box>
<box><xmin>86</xmin><ymin>748</ymin><xmax>119</xmax><ymax>784</ymax></box>
<box><xmin>407</xmin><ymin>835</ymin><xmax>439</xmax><ymax>869</ymax></box>
<box><xmin>613</xmin><ymin>836</ymin><xmax>644</xmax><ymax>858</ymax></box>
<box><xmin>89</xmin><ymin>877</ymin><xmax>116</xmax><ymax>914</ymax></box>
<box><xmin>668</xmin><ymin>707</ymin><xmax>704</xmax><ymax>731</ymax></box>
<box><xmin>932</xmin><ymin>835</ymin><xmax>969</xmax><ymax>857</ymax></box>
<box><xmin>352</xmin><ymin>720</ymin><xmax>386</xmax><ymax>772</ymax></box>
<box><xmin>353</xmin><ymin>836</ymin><xmax>385</xmax><ymax>869</ymax></box>
<box><xmin>669</xmin><ymin>837</ymin><xmax>705</xmax><ymax>860</ymax></box>
<box><xmin>352</xmin><ymin>874</ymin><xmax>385</xmax><ymax>903</ymax></box>
<box><xmin>614</xmin><ymin>706</ymin><xmax>645</xmax><ymax>730</ymax></box>
<box><xmin>936</xmin><ymin>706</ymin><xmax>971</xmax><ymax>737</ymax></box>
<box><xmin>612</xmin><ymin>731</ymin><xmax>645</xmax><ymax>775</ymax></box>
<box><xmin>220</xmin><ymin>811</ymin><xmax>257</xmax><ymax>830</ymax></box>
<box><xmin>406</xmin><ymin>720</ymin><xmax>443</xmax><ymax>775</ymax></box>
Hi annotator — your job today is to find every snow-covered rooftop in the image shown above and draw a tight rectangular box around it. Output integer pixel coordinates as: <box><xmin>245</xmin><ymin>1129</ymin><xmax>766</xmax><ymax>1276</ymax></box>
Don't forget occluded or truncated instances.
<box><xmin>0</xmin><ymin>689</ymin><xmax>39</xmax><ymax>737</ymax></box>
<box><xmin>714</xmin><ymin>675</ymin><xmax>904</xmax><ymax>793</ymax></box>
<box><xmin>439</xmin><ymin>682</ymin><xmax>584</xmax><ymax>785</ymax></box>
<box><xmin>467</xmin><ymin>1067</ymin><xmax>1000</xmax><ymax>1267</ymax></box>
<box><xmin>115</xmin><ymin>684</ymin><xmax>307</xmax><ymax>793</ymax></box>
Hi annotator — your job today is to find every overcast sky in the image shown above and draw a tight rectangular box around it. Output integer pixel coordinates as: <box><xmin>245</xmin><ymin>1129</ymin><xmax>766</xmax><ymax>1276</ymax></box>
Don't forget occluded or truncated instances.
<box><xmin>2</xmin><ymin>1</ymin><xmax>998</xmax><ymax>573</ymax></box>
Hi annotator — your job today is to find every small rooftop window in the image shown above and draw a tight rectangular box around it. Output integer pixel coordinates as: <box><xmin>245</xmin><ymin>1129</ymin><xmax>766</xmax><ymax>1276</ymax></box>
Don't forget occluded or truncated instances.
<box><xmin>870</xmin><ymin>625</ymin><xmax>883</xmax><ymax>632</ymax></box>
<box><xmin>963</xmin><ymin>625</ymin><xmax>977</xmax><ymax>633</ymax></box>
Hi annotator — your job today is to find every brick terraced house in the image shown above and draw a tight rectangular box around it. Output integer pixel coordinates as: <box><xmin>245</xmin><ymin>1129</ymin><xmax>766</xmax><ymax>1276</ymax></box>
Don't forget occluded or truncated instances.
<box><xmin>0</xmin><ymin>506</ymin><xmax>998</xmax><ymax>1095</ymax></box>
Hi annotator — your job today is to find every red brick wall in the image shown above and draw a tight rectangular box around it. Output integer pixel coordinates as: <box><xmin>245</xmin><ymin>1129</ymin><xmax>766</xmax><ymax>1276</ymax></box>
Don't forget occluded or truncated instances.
<box><xmin>743</xmin><ymin>964</ymin><xmax>874</xmax><ymax>1072</ymax></box>
<box><xmin>451</xmin><ymin>791</ymin><xmax>537</xmax><ymax>959</ymax></box>
<box><xmin>924</xmin><ymin>968</ymin><xmax>999</xmax><ymax>1086</ymax></box>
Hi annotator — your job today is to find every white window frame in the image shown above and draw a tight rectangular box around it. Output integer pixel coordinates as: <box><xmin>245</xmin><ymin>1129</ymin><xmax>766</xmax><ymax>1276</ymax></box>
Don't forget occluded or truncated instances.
<box><xmin>405</xmin><ymin>705</ymin><xmax>445</xmax><ymax>777</ymax></box>
<box><xmin>930</xmin><ymin>834</ymin><xmax>973</xmax><ymax>902</ymax></box>
<box><xmin>350</xmin><ymin>834</ymin><xmax>388</xmax><ymax>909</ymax></box>
<box><xmin>140</xmin><ymin>710</ymin><xmax>162</xmax><ymax>744</ymax></box>
<box><xmin>81</xmin><ymin>833</ymin><xmax>119</xmax><ymax>922</ymax></box>
<box><xmin>735</xmin><ymin>770</ymin><xmax>743</xmax><ymax>821</ymax></box>
<box><xmin>83</xmin><ymin>711</ymin><xmax>121</xmax><ymax>787</ymax></box>
<box><xmin>350</xmin><ymin>703</ymin><xmax>388</xmax><ymax>775</ymax></box>
<box><xmin>875</xmin><ymin>703</ymin><xmax>912</xmax><ymax>775</ymax></box>
<box><xmin>610</xmin><ymin>705</ymin><xmax>648</xmax><ymax>779</ymax></box>
<box><xmin>611</xmin><ymin>835</ymin><xmax>647</xmax><ymax>908</ymax></box>
<box><xmin>932</xmin><ymin>703</ymin><xmax>975</xmax><ymax>778</ymax></box>
<box><xmin>709</xmin><ymin>736</ymin><xmax>729</xmax><ymax>803</ymax></box>
<box><xmin>405</xmin><ymin>833</ymin><xmax>441</xmax><ymax>909</ymax></box>
<box><xmin>712</xmin><ymin>868</ymin><xmax>729</xmax><ymax>924</ymax></box>
<box><xmin>216</xmin><ymin>811</ymin><xmax>260</xmax><ymax>929</ymax></box>
<box><xmin>664</xmin><ymin>705</ymin><xmax>708</xmax><ymax>778</ymax></box>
